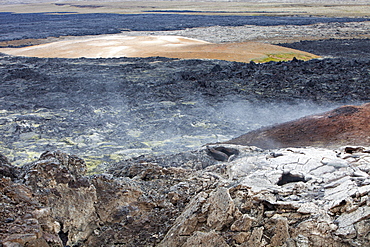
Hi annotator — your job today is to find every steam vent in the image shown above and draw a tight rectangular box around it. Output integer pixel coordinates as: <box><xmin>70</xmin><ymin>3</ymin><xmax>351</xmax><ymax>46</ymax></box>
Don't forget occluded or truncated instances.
<box><xmin>223</xmin><ymin>103</ymin><xmax>370</xmax><ymax>149</ymax></box>
<box><xmin>1</xmin><ymin>1</ymin><xmax>370</xmax><ymax>246</ymax></box>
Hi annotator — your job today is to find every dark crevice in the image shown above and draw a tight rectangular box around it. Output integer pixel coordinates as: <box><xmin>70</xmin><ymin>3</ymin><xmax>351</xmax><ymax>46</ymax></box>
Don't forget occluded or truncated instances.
<box><xmin>277</xmin><ymin>173</ymin><xmax>306</xmax><ymax>186</ymax></box>
<box><xmin>58</xmin><ymin>223</ymin><xmax>69</xmax><ymax>247</ymax></box>
<box><xmin>262</xmin><ymin>200</ymin><xmax>276</xmax><ymax>211</ymax></box>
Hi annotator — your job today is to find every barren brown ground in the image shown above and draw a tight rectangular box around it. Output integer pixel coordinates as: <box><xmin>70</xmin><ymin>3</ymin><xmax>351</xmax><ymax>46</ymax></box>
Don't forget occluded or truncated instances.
<box><xmin>2</xmin><ymin>1</ymin><xmax>370</xmax><ymax>17</ymax></box>
<box><xmin>0</xmin><ymin>35</ymin><xmax>319</xmax><ymax>62</ymax></box>
<box><xmin>223</xmin><ymin>103</ymin><xmax>370</xmax><ymax>149</ymax></box>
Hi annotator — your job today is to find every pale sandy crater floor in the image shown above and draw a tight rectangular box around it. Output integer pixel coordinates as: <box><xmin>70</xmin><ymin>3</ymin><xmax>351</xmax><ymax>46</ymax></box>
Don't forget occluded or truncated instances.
<box><xmin>0</xmin><ymin>35</ymin><xmax>318</xmax><ymax>62</ymax></box>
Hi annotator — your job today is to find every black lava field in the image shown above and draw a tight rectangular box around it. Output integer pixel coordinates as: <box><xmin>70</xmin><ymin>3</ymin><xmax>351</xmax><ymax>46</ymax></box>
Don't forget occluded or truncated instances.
<box><xmin>0</xmin><ymin>13</ymin><xmax>369</xmax><ymax>168</ymax></box>
<box><xmin>0</xmin><ymin>12</ymin><xmax>369</xmax><ymax>43</ymax></box>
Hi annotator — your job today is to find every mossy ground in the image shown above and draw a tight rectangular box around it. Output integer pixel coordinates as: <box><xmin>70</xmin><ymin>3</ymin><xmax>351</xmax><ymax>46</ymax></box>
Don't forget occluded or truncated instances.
<box><xmin>252</xmin><ymin>53</ymin><xmax>317</xmax><ymax>63</ymax></box>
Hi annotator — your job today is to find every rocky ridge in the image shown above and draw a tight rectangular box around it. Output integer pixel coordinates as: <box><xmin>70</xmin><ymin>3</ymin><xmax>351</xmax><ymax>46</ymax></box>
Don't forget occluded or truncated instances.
<box><xmin>1</xmin><ymin>145</ymin><xmax>369</xmax><ymax>246</ymax></box>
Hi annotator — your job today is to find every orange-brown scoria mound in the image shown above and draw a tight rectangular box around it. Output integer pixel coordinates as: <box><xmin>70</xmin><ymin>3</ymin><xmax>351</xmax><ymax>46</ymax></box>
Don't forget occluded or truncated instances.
<box><xmin>223</xmin><ymin>103</ymin><xmax>370</xmax><ymax>149</ymax></box>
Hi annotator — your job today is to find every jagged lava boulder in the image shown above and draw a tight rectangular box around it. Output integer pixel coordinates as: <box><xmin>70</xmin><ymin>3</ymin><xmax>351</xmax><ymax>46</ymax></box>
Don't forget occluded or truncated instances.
<box><xmin>1</xmin><ymin>145</ymin><xmax>370</xmax><ymax>246</ymax></box>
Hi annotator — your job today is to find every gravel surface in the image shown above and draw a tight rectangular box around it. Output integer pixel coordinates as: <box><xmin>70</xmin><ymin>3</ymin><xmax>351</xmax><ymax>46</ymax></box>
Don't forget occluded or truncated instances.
<box><xmin>122</xmin><ymin>21</ymin><xmax>370</xmax><ymax>44</ymax></box>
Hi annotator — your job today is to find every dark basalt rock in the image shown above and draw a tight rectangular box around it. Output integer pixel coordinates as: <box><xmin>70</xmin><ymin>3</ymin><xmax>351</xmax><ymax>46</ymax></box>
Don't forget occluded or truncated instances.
<box><xmin>0</xmin><ymin>12</ymin><xmax>368</xmax><ymax>43</ymax></box>
<box><xmin>206</xmin><ymin>146</ymin><xmax>239</xmax><ymax>161</ymax></box>
<box><xmin>0</xmin><ymin>153</ymin><xmax>19</xmax><ymax>180</ymax></box>
<box><xmin>280</xmin><ymin>38</ymin><xmax>370</xmax><ymax>58</ymax></box>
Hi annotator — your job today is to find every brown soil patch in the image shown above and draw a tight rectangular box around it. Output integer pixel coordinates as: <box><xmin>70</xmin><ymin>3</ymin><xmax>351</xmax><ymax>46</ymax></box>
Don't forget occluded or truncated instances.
<box><xmin>0</xmin><ymin>35</ymin><xmax>318</xmax><ymax>63</ymax></box>
<box><xmin>223</xmin><ymin>103</ymin><xmax>370</xmax><ymax>149</ymax></box>
<box><xmin>0</xmin><ymin>37</ymin><xmax>64</xmax><ymax>48</ymax></box>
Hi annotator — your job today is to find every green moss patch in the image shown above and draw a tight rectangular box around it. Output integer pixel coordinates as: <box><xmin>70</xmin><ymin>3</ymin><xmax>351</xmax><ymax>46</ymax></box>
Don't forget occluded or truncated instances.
<box><xmin>251</xmin><ymin>53</ymin><xmax>318</xmax><ymax>63</ymax></box>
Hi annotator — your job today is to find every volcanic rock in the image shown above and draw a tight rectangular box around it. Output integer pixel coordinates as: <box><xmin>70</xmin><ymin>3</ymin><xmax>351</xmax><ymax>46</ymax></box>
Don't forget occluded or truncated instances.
<box><xmin>223</xmin><ymin>103</ymin><xmax>370</xmax><ymax>149</ymax></box>
<box><xmin>1</xmin><ymin>51</ymin><xmax>370</xmax><ymax>166</ymax></box>
<box><xmin>1</xmin><ymin>145</ymin><xmax>370</xmax><ymax>246</ymax></box>
<box><xmin>0</xmin><ymin>153</ymin><xmax>19</xmax><ymax>180</ymax></box>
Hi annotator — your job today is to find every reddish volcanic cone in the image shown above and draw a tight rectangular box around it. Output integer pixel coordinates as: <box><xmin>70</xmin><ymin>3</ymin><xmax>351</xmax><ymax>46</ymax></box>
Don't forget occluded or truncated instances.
<box><xmin>223</xmin><ymin>103</ymin><xmax>370</xmax><ymax>149</ymax></box>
